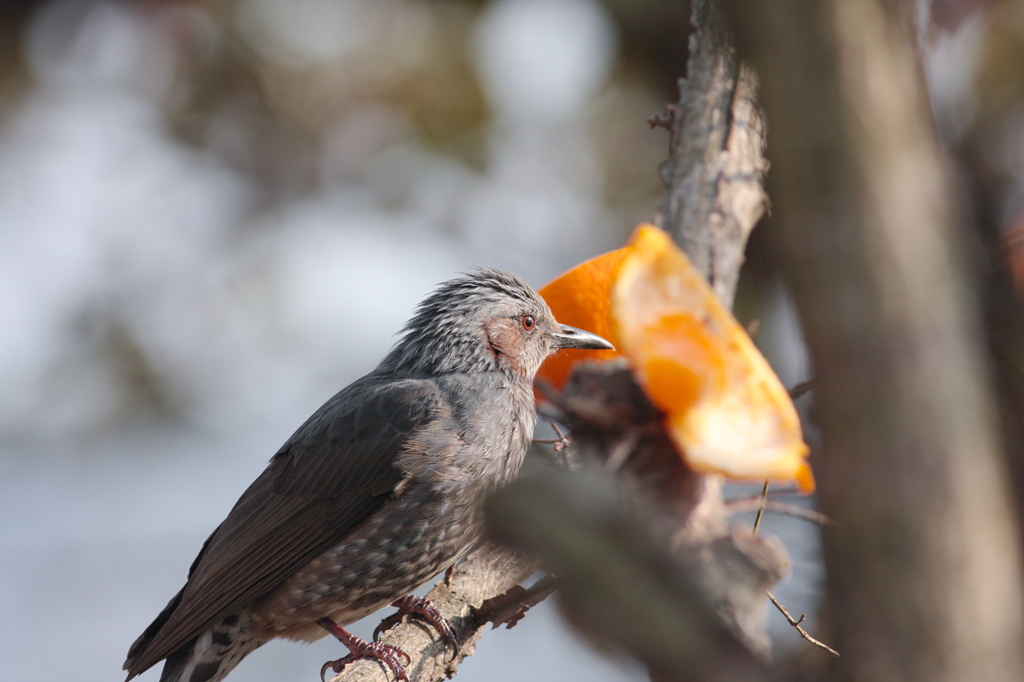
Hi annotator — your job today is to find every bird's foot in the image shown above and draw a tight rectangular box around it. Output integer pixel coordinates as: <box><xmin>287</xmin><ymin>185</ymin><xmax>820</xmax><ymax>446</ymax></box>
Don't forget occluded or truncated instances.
<box><xmin>374</xmin><ymin>595</ymin><xmax>459</xmax><ymax>655</ymax></box>
<box><xmin>317</xmin><ymin>617</ymin><xmax>410</xmax><ymax>682</ymax></box>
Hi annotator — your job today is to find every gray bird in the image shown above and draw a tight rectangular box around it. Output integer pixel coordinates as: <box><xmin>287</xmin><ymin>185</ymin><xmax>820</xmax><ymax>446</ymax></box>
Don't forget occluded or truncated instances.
<box><xmin>124</xmin><ymin>268</ymin><xmax>612</xmax><ymax>682</ymax></box>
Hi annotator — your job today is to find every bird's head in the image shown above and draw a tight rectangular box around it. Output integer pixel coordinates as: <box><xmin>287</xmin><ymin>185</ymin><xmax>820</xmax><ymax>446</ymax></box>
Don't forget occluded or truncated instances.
<box><xmin>383</xmin><ymin>267</ymin><xmax>612</xmax><ymax>381</ymax></box>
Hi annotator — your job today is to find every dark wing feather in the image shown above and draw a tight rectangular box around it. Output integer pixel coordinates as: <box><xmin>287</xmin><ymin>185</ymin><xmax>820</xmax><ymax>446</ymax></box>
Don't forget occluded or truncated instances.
<box><xmin>124</xmin><ymin>377</ymin><xmax>445</xmax><ymax>678</ymax></box>
<box><xmin>124</xmin><ymin>525</ymin><xmax>221</xmax><ymax>667</ymax></box>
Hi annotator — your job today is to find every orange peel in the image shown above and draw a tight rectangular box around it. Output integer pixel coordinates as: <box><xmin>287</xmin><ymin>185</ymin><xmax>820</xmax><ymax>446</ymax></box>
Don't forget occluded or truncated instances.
<box><xmin>536</xmin><ymin>247</ymin><xmax>628</xmax><ymax>390</ymax></box>
<box><xmin>538</xmin><ymin>223</ymin><xmax>814</xmax><ymax>491</ymax></box>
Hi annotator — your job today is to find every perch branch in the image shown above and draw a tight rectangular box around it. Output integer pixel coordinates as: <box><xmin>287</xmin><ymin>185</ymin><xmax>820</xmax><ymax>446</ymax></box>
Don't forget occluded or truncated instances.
<box><xmin>328</xmin><ymin>545</ymin><xmax>538</xmax><ymax>682</ymax></box>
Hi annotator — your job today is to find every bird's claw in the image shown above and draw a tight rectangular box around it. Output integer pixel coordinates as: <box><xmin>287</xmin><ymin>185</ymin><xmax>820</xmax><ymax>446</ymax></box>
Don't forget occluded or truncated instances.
<box><xmin>372</xmin><ymin>612</ymin><xmax>404</xmax><ymax>641</ymax></box>
<box><xmin>321</xmin><ymin>656</ymin><xmax>347</xmax><ymax>682</ymax></box>
<box><xmin>318</xmin><ymin>617</ymin><xmax>410</xmax><ymax>682</ymax></box>
<box><xmin>320</xmin><ymin>641</ymin><xmax>411</xmax><ymax>682</ymax></box>
<box><xmin>374</xmin><ymin>595</ymin><xmax>459</xmax><ymax>656</ymax></box>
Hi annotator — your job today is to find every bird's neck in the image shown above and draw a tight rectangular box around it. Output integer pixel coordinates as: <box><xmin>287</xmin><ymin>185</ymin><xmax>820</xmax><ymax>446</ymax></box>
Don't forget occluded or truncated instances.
<box><xmin>379</xmin><ymin>336</ymin><xmax>500</xmax><ymax>376</ymax></box>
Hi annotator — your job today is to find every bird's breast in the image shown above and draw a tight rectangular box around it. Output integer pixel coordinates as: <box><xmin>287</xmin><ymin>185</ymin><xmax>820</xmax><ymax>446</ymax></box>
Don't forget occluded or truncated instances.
<box><xmin>461</xmin><ymin>381</ymin><xmax>535</xmax><ymax>487</ymax></box>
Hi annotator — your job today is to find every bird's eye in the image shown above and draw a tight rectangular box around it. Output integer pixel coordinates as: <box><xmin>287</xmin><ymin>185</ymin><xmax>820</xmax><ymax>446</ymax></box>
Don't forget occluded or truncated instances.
<box><xmin>520</xmin><ymin>314</ymin><xmax>536</xmax><ymax>331</ymax></box>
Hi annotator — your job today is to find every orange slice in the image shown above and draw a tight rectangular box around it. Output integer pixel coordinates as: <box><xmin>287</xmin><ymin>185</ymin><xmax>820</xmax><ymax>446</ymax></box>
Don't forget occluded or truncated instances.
<box><xmin>611</xmin><ymin>225</ymin><xmax>813</xmax><ymax>490</ymax></box>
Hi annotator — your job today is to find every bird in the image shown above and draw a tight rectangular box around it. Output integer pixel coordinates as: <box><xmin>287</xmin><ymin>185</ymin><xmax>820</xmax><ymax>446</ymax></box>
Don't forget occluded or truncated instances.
<box><xmin>123</xmin><ymin>267</ymin><xmax>613</xmax><ymax>682</ymax></box>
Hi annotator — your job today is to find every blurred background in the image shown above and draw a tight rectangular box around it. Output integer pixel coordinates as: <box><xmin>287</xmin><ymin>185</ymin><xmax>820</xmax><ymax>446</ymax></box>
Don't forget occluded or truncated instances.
<box><xmin>3</xmin><ymin>0</ymin><xmax>1022</xmax><ymax>681</ymax></box>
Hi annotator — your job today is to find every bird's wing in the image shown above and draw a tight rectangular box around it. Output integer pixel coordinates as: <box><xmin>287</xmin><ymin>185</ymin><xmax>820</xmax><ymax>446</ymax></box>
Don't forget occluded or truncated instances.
<box><xmin>124</xmin><ymin>377</ymin><xmax>447</xmax><ymax>678</ymax></box>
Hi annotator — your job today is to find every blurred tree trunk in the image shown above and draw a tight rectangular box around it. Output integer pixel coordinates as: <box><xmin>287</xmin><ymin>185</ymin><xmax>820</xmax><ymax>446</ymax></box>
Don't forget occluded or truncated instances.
<box><xmin>725</xmin><ymin>1</ymin><xmax>1024</xmax><ymax>682</ymax></box>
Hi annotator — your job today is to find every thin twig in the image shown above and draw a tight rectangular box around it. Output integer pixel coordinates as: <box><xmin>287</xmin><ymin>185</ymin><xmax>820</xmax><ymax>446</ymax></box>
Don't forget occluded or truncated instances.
<box><xmin>751</xmin><ymin>479</ymin><xmax>839</xmax><ymax>657</ymax></box>
<box><xmin>551</xmin><ymin>422</ymin><xmax>571</xmax><ymax>467</ymax></box>
<box><xmin>550</xmin><ymin>423</ymin><xmax>570</xmax><ymax>451</ymax></box>
<box><xmin>788</xmin><ymin>380</ymin><xmax>814</xmax><ymax>400</ymax></box>
<box><xmin>535</xmin><ymin>424</ymin><xmax>572</xmax><ymax>450</ymax></box>
<box><xmin>726</xmin><ymin>499</ymin><xmax>832</xmax><ymax>526</ymax></box>
<box><xmin>533</xmin><ymin>424</ymin><xmax>573</xmax><ymax>469</ymax></box>
<box><xmin>605</xmin><ymin>428</ymin><xmax>641</xmax><ymax>473</ymax></box>
<box><xmin>475</xmin><ymin>574</ymin><xmax>560</xmax><ymax>630</ymax></box>
<box><xmin>766</xmin><ymin>591</ymin><xmax>840</xmax><ymax>657</ymax></box>
<box><xmin>726</xmin><ymin>486</ymin><xmax>803</xmax><ymax>503</ymax></box>
<box><xmin>752</xmin><ymin>480</ymin><xmax>770</xmax><ymax>534</ymax></box>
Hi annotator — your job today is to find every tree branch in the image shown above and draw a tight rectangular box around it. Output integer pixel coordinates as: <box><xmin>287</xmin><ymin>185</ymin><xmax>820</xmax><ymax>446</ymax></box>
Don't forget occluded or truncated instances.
<box><xmin>659</xmin><ymin>0</ymin><xmax>768</xmax><ymax>307</ymax></box>
<box><xmin>328</xmin><ymin>545</ymin><xmax>537</xmax><ymax>682</ymax></box>
<box><xmin>487</xmin><ymin>471</ymin><xmax>780</xmax><ymax>682</ymax></box>
<box><xmin>337</xmin><ymin>2</ymin><xmax>777</xmax><ymax>679</ymax></box>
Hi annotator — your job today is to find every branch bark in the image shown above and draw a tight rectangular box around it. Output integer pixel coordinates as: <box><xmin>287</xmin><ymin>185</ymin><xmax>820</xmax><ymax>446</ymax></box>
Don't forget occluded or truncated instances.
<box><xmin>658</xmin><ymin>0</ymin><xmax>768</xmax><ymax>307</ymax></box>
<box><xmin>488</xmin><ymin>471</ymin><xmax>780</xmax><ymax>682</ymax></box>
<box><xmin>328</xmin><ymin>545</ymin><xmax>537</xmax><ymax>682</ymax></box>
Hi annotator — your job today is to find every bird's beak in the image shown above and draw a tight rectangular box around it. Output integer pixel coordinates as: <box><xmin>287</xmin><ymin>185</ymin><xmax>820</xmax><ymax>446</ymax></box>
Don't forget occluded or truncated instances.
<box><xmin>551</xmin><ymin>324</ymin><xmax>615</xmax><ymax>350</ymax></box>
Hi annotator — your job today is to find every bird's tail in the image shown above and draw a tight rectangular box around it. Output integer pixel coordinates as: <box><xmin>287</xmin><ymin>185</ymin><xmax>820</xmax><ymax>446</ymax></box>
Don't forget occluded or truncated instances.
<box><xmin>157</xmin><ymin>613</ymin><xmax>263</xmax><ymax>682</ymax></box>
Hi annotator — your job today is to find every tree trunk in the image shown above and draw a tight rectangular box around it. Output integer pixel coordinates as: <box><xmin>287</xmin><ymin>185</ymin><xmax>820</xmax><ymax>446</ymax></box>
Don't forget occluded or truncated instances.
<box><xmin>725</xmin><ymin>1</ymin><xmax>1024</xmax><ymax>681</ymax></box>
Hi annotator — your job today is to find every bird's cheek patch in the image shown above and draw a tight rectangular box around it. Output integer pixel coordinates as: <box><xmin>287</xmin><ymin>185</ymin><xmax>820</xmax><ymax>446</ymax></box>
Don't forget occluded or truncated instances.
<box><xmin>484</xmin><ymin>319</ymin><xmax>526</xmax><ymax>374</ymax></box>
